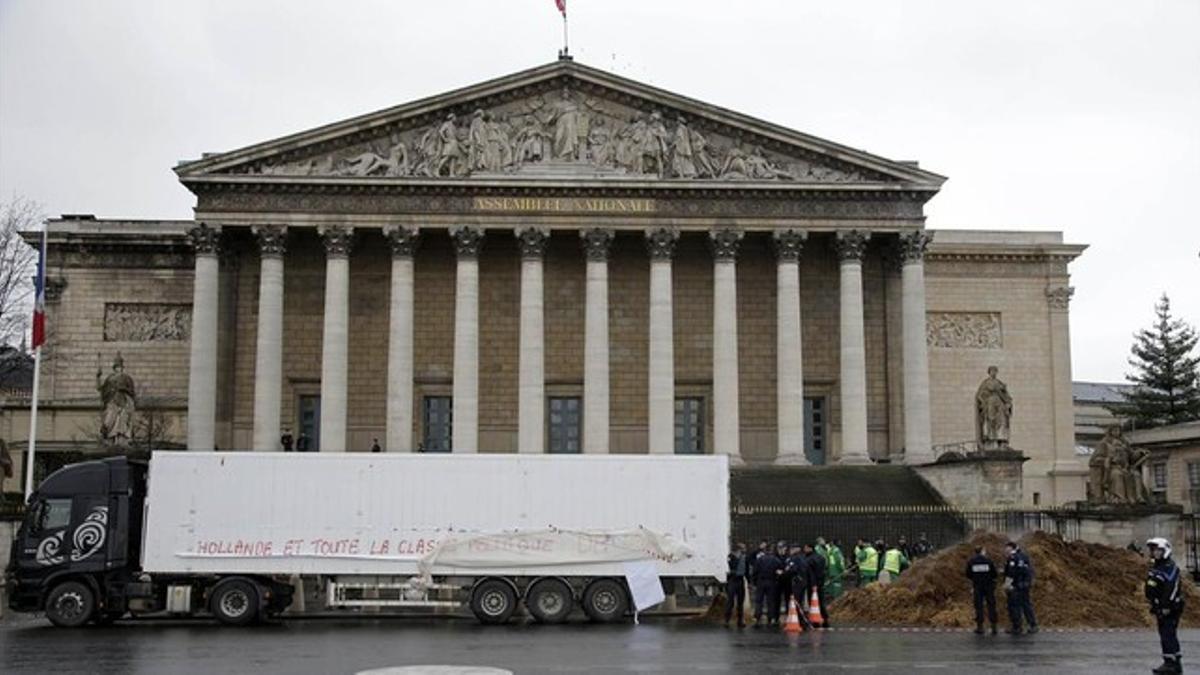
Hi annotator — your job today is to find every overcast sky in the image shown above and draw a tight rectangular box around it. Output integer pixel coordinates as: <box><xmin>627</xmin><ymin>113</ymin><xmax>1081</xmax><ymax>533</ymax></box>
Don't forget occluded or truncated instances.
<box><xmin>1</xmin><ymin>0</ymin><xmax>1197</xmax><ymax>382</ymax></box>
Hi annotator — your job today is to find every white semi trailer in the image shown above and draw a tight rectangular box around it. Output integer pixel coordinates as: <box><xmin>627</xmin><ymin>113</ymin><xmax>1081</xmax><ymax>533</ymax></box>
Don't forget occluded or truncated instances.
<box><xmin>6</xmin><ymin>452</ymin><xmax>729</xmax><ymax>627</ymax></box>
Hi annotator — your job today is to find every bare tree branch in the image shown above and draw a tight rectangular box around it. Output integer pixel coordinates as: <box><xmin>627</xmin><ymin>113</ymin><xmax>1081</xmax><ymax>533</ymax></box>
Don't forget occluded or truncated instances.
<box><xmin>0</xmin><ymin>195</ymin><xmax>44</xmax><ymax>349</ymax></box>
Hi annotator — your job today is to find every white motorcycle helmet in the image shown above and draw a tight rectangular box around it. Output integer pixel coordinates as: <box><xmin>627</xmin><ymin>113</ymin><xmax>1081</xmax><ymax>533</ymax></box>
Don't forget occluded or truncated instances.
<box><xmin>1146</xmin><ymin>537</ymin><xmax>1173</xmax><ymax>559</ymax></box>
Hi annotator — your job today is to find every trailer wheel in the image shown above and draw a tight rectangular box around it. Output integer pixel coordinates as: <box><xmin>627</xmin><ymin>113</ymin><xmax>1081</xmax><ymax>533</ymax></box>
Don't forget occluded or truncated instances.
<box><xmin>525</xmin><ymin>579</ymin><xmax>574</xmax><ymax>624</ymax></box>
<box><xmin>45</xmin><ymin>580</ymin><xmax>96</xmax><ymax>628</ymax></box>
<box><xmin>582</xmin><ymin>578</ymin><xmax>628</xmax><ymax>623</ymax></box>
<box><xmin>470</xmin><ymin>579</ymin><xmax>517</xmax><ymax>624</ymax></box>
<box><xmin>210</xmin><ymin>579</ymin><xmax>259</xmax><ymax>626</ymax></box>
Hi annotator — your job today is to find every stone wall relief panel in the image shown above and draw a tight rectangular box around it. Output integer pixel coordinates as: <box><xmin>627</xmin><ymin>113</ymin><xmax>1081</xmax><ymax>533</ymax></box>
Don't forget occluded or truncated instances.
<box><xmin>926</xmin><ymin>312</ymin><xmax>1002</xmax><ymax>350</ymax></box>
<box><xmin>229</xmin><ymin>86</ymin><xmax>876</xmax><ymax>183</ymax></box>
<box><xmin>103</xmin><ymin>303</ymin><xmax>193</xmax><ymax>342</ymax></box>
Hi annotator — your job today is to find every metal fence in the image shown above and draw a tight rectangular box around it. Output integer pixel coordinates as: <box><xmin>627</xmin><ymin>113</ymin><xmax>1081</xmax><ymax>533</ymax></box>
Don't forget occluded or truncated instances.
<box><xmin>732</xmin><ymin>505</ymin><xmax>1083</xmax><ymax>553</ymax></box>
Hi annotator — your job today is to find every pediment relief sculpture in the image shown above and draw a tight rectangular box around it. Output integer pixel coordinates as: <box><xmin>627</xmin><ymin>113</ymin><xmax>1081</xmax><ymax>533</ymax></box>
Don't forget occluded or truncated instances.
<box><xmin>231</xmin><ymin>88</ymin><xmax>870</xmax><ymax>183</ymax></box>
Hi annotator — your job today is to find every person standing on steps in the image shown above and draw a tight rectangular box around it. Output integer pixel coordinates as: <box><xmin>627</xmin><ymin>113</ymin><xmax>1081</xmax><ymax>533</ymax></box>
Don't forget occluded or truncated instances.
<box><xmin>1003</xmin><ymin>541</ymin><xmax>1038</xmax><ymax>635</ymax></box>
<box><xmin>1145</xmin><ymin>537</ymin><xmax>1185</xmax><ymax>674</ymax></box>
<box><xmin>965</xmin><ymin>545</ymin><xmax>999</xmax><ymax>635</ymax></box>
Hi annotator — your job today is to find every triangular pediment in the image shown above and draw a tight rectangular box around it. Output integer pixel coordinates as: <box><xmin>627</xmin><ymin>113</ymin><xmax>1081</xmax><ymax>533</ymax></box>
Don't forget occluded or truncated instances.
<box><xmin>176</xmin><ymin>60</ymin><xmax>944</xmax><ymax>189</ymax></box>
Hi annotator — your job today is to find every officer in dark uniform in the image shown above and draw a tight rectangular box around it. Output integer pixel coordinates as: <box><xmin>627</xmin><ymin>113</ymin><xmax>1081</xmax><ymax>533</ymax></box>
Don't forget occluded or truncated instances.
<box><xmin>752</xmin><ymin>543</ymin><xmax>784</xmax><ymax>627</ymax></box>
<box><xmin>965</xmin><ymin>545</ymin><xmax>998</xmax><ymax>635</ymax></box>
<box><xmin>724</xmin><ymin>541</ymin><xmax>749</xmax><ymax>628</ymax></box>
<box><xmin>775</xmin><ymin>540</ymin><xmax>795</xmax><ymax>620</ymax></box>
<box><xmin>747</xmin><ymin>539</ymin><xmax>770</xmax><ymax>619</ymax></box>
<box><xmin>783</xmin><ymin>544</ymin><xmax>811</xmax><ymax>627</ymax></box>
<box><xmin>1003</xmin><ymin>541</ymin><xmax>1038</xmax><ymax>635</ymax></box>
<box><xmin>804</xmin><ymin>543</ymin><xmax>829</xmax><ymax>627</ymax></box>
<box><xmin>1145</xmin><ymin>537</ymin><xmax>1184</xmax><ymax>674</ymax></box>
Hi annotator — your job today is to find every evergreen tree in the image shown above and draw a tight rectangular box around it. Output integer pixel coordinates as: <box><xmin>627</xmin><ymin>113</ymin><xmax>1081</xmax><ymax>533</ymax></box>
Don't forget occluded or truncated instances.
<box><xmin>1117</xmin><ymin>294</ymin><xmax>1200</xmax><ymax>428</ymax></box>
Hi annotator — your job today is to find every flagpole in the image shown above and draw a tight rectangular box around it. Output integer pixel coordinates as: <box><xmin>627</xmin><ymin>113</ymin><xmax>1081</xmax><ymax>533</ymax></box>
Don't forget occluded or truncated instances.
<box><xmin>24</xmin><ymin>227</ymin><xmax>47</xmax><ymax>499</ymax></box>
<box><xmin>24</xmin><ymin>346</ymin><xmax>41</xmax><ymax>499</ymax></box>
<box><xmin>562</xmin><ymin>12</ymin><xmax>569</xmax><ymax>57</ymax></box>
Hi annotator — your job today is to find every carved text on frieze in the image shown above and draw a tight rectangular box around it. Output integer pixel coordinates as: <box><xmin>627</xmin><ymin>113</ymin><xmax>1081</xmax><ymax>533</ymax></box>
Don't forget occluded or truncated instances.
<box><xmin>473</xmin><ymin>196</ymin><xmax>656</xmax><ymax>213</ymax></box>
<box><xmin>926</xmin><ymin>312</ymin><xmax>1002</xmax><ymax>349</ymax></box>
<box><xmin>104</xmin><ymin>303</ymin><xmax>192</xmax><ymax>342</ymax></box>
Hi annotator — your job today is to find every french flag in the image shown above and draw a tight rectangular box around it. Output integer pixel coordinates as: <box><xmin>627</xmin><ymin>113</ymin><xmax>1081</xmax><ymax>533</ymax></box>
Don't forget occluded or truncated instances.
<box><xmin>31</xmin><ymin>229</ymin><xmax>47</xmax><ymax>350</ymax></box>
<box><xmin>555</xmin><ymin>0</ymin><xmax>566</xmax><ymax>16</ymax></box>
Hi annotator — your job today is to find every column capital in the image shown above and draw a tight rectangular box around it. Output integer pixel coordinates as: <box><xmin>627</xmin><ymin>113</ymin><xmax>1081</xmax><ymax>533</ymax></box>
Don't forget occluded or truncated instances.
<box><xmin>709</xmin><ymin>227</ymin><xmax>744</xmax><ymax>261</ymax></box>
<box><xmin>772</xmin><ymin>229</ymin><xmax>808</xmax><ymax>262</ymax></box>
<box><xmin>580</xmin><ymin>228</ymin><xmax>614</xmax><ymax>262</ymax></box>
<box><xmin>515</xmin><ymin>227</ymin><xmax>550</xmax><ymax>259</ymax></box>
<box><xmin>383</xmin><ymin>225</ymin><xmax>420</xmax><ymax>258</ymax></box>
<box><xmin>835</xmin><ymin>230</ymin><xmax>871</xmax><ymax>262</ymax></box>
<box><xmin>251</xmin><ymin>225</ymin><xmax>288</xmax><ymax>258</ymax></box>
<box><xmin>1046</xmin><ymin>285</ymin><xmax>1074</xmax><ymax>311</ymax></box>
<box><xmin>451</xmin><ymin>225</ymin><xmax>484</xmax><ymax>258</ymax></box>
<box><xmin>645</xmin><ymin>227</ymin><xmax>679</xmax><ymax>261</ymax></box>
<box><xmin>319</xmin><ymin>225</ymin><xmax>355</xmax><ymax>258</ymax></box>
<box><xmin>187</xmin><ymin>223</ymin><xmax>222</xmax><ymax>256</ymax></box>
<box><xmin>896</xmin><ymin>230</ymin><xmax>934</xmax><ymax>265</ymax></box>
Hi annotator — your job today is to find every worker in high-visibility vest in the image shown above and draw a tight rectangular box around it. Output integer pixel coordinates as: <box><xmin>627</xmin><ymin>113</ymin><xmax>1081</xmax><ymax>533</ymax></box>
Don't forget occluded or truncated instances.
<box><xmin>856</xmin><ymin>539</ymin><xmax>879</xmax><ymax>585</ymax></box>
<box><xmin>819</xmin><ymin>537</ymin><xmax>847</xmax><ymax>599</ymax></box>
<box><xmin>881</xmin><ymin>543</ymin><xmax>911</xmax><ymax>583</ymax></box>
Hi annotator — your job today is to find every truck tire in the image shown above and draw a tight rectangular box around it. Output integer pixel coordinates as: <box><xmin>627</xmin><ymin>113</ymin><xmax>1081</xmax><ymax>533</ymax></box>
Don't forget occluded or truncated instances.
<box><xmin>525</xmin><ymin>579</ymin><xmax>573</xmax><ymax>624</ymax></box>
<box><xmin>45</xmin><ymin>580</ymin><xmax>96</xmax><ymax>628</ymax></box>
<box><xmin>210</xmin><ymin>579</ymin><xmax>259</xmax><ymax>626</ymax></box>
<box><xmin>582</xmin><ymin>578</ymin><xmax>628</xmax><ymax>623</ymax></box>
<box><xmin>470</xmin><ymin>579</ymin><xmax>517</xmax><ymax>624</ymax></box>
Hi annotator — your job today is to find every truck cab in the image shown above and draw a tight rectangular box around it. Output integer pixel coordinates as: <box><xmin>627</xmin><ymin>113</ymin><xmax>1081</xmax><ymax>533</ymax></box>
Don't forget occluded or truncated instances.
<box><xmin>6</xmin><ymin>457</ymin><xmax>145</xmax><ymax>626</ymax></box>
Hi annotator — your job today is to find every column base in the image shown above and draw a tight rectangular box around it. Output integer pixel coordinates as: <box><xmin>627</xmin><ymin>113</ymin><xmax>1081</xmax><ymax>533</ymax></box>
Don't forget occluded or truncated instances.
<box><xmin>774</xmin><ymin>454</ymin><xmax>811</xmax><ymax>467</ymax></box>
<box><xmin>838</xmin><ymin>453</ymin><xmax>873</xmax><ymax>466</ymax></box>
<box><xmin>725</xmin><ymin>454</ymin><xmax>746</xmax><ymax>467</ymax></box>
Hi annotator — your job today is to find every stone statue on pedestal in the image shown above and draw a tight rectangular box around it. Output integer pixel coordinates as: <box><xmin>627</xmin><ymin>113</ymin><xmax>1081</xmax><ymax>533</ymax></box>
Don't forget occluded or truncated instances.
<box><xmin>975</xmin><ymin>366</ymin><xmax>1012</xmax><ymax>450</ymax></box>
<box><xmin>1089</xmin><ymin>425</ymin><xmax>1151</xmax><ymax>505</ymax></box>
<box><xmin>97</xmin><ymin>352</ymin><xmax>137</xmax><ymax>448</ymax></box>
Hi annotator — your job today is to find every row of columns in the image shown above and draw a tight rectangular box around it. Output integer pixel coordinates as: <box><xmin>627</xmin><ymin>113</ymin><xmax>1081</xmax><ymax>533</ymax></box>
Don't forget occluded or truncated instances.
<box><xmin>185</xmin><ymin>224</ymin><xmax>934</xmax><ymax>464</ymax></box>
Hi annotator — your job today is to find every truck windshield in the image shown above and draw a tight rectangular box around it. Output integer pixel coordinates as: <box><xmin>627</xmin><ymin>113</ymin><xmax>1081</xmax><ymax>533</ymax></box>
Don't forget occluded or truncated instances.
<box><xmin>30</xmin><ymin>498</ymin><xmax>72</xmax><ymax>533</ymax></box>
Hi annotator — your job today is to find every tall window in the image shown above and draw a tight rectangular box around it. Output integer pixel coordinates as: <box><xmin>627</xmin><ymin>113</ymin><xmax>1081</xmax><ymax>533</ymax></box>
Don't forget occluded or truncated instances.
<box><xmin>298</xmin><ymin>395</ymin><xmax>321</xmax><ymax>452</ymax></box>
<box><xmin>422</xmin><ymin>396</ymin><xmax>452</xmax><ymax>453</ymax></box>
<box><xmin>548</xmin><ymin>397</ymin><xmax>582</xmax><ymax>454</ymax></box>
<box><xmin>1188</xmin><ymin>462</ymin><xmax>1200</xmax><ymax>489</ymax></box>
<box><xmin>1152</xmin><ymin>462</ymin><xmax>1168</xmax><ymax>491</ymax></box>
<box><xmin>675</xmin><ymin>397</ymin><xmax>705</xmax><ymax>455</ymax></box>
<box><xmin>804</xmin><ymin>397</ymin><xmax>826</xmax><ymax>465</ymax></box>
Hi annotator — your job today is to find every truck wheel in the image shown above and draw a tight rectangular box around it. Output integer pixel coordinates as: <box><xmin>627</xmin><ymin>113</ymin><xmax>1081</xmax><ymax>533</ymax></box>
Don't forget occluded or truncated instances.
<box><xmin>210</xmin><ymin>579</ymin><xmax>259</xmax><ymax>626</ymax></box>
<box><xmin>470</xmin><ymin>579</ymin><xmax>517</xmax><ymax>624</ymax></box>
<box><xmin>525</xmin><ymin>579</ymin><xmax>573</xmax><ymax>624</ymax></box>
<box><xmin>582</xmin><ymin>578</ymin><xmax>628</xmax><ymax>623</ymax></box>
<box><xmin>45</xmin><ymin>580</ymin><xmax>96</xmax><ymax>628</ymax></box>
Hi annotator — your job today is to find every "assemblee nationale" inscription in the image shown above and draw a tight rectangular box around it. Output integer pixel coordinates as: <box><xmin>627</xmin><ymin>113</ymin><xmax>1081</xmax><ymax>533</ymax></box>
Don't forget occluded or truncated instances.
<box><xmin>473</xmin><ymin>196</ymin><xmax>656</xmax><ymax>213</ymax></box>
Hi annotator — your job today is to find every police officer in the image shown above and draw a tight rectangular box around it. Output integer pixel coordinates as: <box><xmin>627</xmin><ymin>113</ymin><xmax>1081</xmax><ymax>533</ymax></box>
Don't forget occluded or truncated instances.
<box><xmin>804</xmin><ymin>543</ymin><xmax>829</xmax><ymax>627</ymax></box>
<box><xmin>1145</xmin><ymin>537</ymin><xmax>1184</xmax><ymax>674</ymax></box>
<box><xmin>774</xmin><ymin>540</ymin><xmax>792</xmax><ymax>620</ymax></box>
<box><xmin>783</xmin><ymin>544</ymin><xmax>811</xmax><ymax>626</ymax></box>
<box><xmin>965</xmin><ymin>545</ymin><xmax>998</xmax><ymax>635</ymax></box>
<box><xmin>1003</xmin><ymin>541</ymin><xmax>1038</xmax><ymax>635</ymax></box>
<box><xmin>724</xmin><ymin>542</ymin><xmax>749</xmax><ymax>628</ymax></box>
<box><xmin>747</xmin><ymin>539</ymin><xmax>770</xmax><ymax>620</ymax></box>
<box><xmin>752</xmin><ymin>541</ymin><xmax>784</xmax><ymax>627</ymax></box>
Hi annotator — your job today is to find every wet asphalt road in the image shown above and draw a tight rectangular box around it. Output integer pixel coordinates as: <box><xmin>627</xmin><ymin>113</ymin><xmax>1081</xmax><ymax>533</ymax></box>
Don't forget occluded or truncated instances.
<box><xmin>1</xmin><ymin>615</ymin><xmax>1194</xmax><ymax>674</ymax></box>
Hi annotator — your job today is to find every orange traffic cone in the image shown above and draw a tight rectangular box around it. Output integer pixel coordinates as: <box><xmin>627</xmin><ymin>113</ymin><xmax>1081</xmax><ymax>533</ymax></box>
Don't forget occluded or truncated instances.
<box><xmin>808</xmin><ymin>587</ymin><xmax>824</xmax><ymax>627</ymax></box>
<box><xmin>783</xmin><ymin>598</ymin><xmax>804</xmax><ymax>634</ymax></box>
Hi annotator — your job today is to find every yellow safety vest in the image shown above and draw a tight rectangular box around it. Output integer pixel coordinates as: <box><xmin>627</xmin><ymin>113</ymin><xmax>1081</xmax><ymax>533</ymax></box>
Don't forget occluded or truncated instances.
<box><xmin>861</xmin><ymin>547</ymin><xmax>879</xmax><ymax>573</ymax></box>
<box><xmin>884</xmin><ymin>549</ymin><xmax>904</xmax><ymax>575</ymax></box>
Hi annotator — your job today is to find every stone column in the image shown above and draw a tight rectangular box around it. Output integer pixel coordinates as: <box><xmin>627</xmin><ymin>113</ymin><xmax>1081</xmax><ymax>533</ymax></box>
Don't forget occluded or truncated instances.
<box><xmin>516</xmin><ymin>227</ymin><xmax>549</xmax><ymax>454</ymax></box>
<box><xmin>251</xmin><ymin>226</ymin><xmax>287</xmax><ymax>452</ymax></box>
<box><xmin>451</xmin><ymin>226</ymin><xmax>484</xmax><ymax>453</ymax></box>
<box><xmin>773</xmin><ymin>229</ymin><xmax>809</xmax><ymax>465</ymax></box>
<box><xmin>898</xmin><ymin>231</ymin><xmax>934</xmax><ymax>465</ymax></box>
<box><xmin>581</xmin><ymin>228</ymin><xmax>614</xmax><ymax>454</ymax></box>
<box><xmin>646</xmin><ymin>227</ymin><xmax>679</xmax><ymax>455</ymax></box>
<box><xmin>1046</xmin><ymin>284</ymin><xmax>1085</xmax><ymax>503</ymax></box>
<box><xmin>186</xmin><ymin>224</ymin><xmax>221</xmax><ymax>451</ymax></box>
<box><xmin>710</xmin><ymin>227</ymin><xmax>744</xmax><ymax>465</ymax></box>
<box><xmin>318</xmin><ymin>226</ymin><xmax>354</xmax><ymax>452</ymax></box>
<box><xmin>836</xmin><ymin>230</ymin><xmax>872</xmax><ymax>464</ymax></box>
<box><xmin>384</xmin><ymin>226</ymin><xmax>420</xmax><ymax>452</ymax></box>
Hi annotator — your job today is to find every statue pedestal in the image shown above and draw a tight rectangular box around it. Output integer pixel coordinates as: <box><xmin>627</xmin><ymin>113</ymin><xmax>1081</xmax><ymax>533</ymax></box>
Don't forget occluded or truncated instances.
<box><xmin>912</xmin><ymin>450</ymin><xmax>1027</xmax><ymax>509</ymax></box>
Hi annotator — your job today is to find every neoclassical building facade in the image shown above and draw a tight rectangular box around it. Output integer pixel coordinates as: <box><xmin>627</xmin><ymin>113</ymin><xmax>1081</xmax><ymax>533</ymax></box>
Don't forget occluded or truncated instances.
<box><xmin>11</xmin><ymin>60</ymin><xmax>1088</xmax><ymax>504</ymax></box>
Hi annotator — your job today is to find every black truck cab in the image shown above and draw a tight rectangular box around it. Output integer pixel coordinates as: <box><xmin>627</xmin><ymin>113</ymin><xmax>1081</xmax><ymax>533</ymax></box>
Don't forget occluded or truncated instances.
<box><xmin>6</xmin><ymin>457</ymin><xmax>146</xmax><ymax>626</ymax></box>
